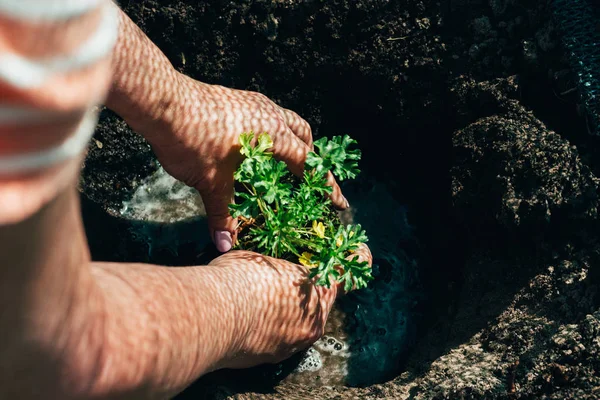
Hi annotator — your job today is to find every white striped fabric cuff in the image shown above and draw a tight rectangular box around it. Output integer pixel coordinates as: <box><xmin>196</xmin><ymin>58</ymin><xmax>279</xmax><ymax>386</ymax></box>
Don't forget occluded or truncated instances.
<box><xmin>0</xmin><ymin>107</ymin><xmax>74</xmax><ymax>124</ymax></box>
<box><xmin>0</xmin><ymin>0</ymin><xmax>103</xmax><ymax>21</ymax></box>
<box><xmin>0</xmin><ymin>110</ymin><xmax>99</xmax><ymax>174</ymax></box>
<box><xmin>0</xmin><ymin>2</ymin><xmax>119</xmax><ymax>89</ymax></box>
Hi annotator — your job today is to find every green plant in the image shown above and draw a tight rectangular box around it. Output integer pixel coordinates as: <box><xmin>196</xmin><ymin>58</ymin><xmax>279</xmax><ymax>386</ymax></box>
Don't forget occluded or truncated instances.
<box><xmin>228</xmin><ymin>132</ymin><xmax>372</xmax><ymax>291</ymax></box>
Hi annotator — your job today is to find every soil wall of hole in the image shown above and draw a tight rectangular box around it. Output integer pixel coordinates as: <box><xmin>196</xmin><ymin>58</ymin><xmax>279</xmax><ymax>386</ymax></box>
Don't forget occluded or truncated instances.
<box><xmin>80</xmin><ymin>0</ymin><xmax>600</xmax><ymax>398</ymax></box>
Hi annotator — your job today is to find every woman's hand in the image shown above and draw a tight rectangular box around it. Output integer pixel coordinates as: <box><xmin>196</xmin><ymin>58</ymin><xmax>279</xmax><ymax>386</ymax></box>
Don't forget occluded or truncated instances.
<box><xmin>142</xmin><ymin>75</ymin><xmax>349</xmax><ymax>252</ymax></box>
<box><xmin>208</xmin><ymin>244</ymin><xmax>372</xmax><ymax>369</ymax></box>
<box><xmin>106</xmin><ymin>5</ymin><xmax>348</xmax><ymax>252</ymax></box>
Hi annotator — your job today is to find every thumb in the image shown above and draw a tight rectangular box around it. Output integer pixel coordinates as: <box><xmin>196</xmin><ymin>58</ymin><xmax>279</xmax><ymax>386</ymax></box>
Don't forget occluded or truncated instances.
<box><xmin>198</xmin><ymin>177</ymin><xmax>238</xmax><ymax>253</ymax></box>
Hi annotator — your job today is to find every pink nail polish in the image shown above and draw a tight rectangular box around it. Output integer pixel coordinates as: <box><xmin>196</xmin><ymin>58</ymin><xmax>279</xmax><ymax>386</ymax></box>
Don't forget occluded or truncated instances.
<box><xmin>214</xmin><ymin>231</ymin><xmax>232</xmax><ymax>252</ymax></box>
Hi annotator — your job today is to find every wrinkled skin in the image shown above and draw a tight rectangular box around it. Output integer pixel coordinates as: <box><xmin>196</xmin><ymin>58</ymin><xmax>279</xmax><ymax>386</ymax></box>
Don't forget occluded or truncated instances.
<box><xmin>209</xmin><ymin>244</ymin><xmax>372</xmax><ymax>369</ymax></box>
<box><xmin>137</xmin><ymin>75</ymin><xmax>349</xmax><ymax>251</ymax></box>
<box><xmin>106</xmin><ymin>7</ymin><xmax>348</xmax><ymax>252</ymax></box>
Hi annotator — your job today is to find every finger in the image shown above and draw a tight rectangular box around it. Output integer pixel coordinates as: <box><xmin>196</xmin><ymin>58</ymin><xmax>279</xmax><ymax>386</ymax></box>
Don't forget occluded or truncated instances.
<box><xmin>326</xmin><ymin>170</ymin><xmax>349</xmax><ymax>210</ymax></box>
<box><xmin>336</xmin><ymin>243</ymin><xmax>373</xmax><ymax>294</ymax></box>
<box><xmin>196</xmin><ymin>172</ymin><xmax>238</xmax><ymax>253</ymax></box>
<box><xmin>351</xmin><ymin>243</ymin><xmax>373</xmax><ymax>267</ymax></box>
<box><xmin>271</xmin><ymin>128</ymin><xmax>348</xmax><ymax>209</ymax></box>
<box><xmin>279</xmin><ymin>107</ymin><xmax>313</xmax><ymax>148</ymax></box>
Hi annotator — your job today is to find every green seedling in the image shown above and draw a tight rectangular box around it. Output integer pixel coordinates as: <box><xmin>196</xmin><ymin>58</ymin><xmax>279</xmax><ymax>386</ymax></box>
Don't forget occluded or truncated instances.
<box><xmin>228</xmin><ymin>132</ymin><xmax>372</xmax><ymax>291</ymax></box>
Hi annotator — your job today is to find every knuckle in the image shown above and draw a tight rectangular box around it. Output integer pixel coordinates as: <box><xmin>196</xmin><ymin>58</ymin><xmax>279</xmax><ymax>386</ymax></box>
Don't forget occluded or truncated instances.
<box><xmin>272</xmin><ymin>117</ymin><xmax>286</xmax><ymax>134</ymax></box>
<box><xmin>249</xmin><ymin>91</ymin><xmax>271</xmax><ymax>105</ymax></box>
<box><xmin>302</xmin><ymin>120</ymin><xmax>313</xmax><ymax>136</ymax></box>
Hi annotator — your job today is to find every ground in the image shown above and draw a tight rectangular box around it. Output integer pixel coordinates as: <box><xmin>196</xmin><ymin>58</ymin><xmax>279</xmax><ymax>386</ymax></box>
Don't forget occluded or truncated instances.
<box><xmin>80</xmin><ymin>0</ymin><xmax>600</xmax><ymax>398</ymax></box>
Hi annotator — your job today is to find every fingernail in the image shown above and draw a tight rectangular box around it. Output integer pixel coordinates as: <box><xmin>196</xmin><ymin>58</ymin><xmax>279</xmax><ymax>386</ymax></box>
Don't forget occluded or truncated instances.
<box><xmin>343</xmin><ymin>196</ymin><xmax>350</xmax><ymax>208</ymax></box>
<box><xmin>214</xmin><ymin>231</ymin><xmax>233</xmax><ymax>252</ymax></box>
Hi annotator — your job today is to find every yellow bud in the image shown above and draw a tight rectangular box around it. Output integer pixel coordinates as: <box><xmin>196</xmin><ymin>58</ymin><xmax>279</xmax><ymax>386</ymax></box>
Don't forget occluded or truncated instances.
<box><xmin>299</xmin><ymin>252</ymin><xmax>318</xmax><ymax>267</ymax></box>
<box><xmin>312</xmin><ymin>220</ymin><xmax>326</xmax><ymax>239</ymax></box>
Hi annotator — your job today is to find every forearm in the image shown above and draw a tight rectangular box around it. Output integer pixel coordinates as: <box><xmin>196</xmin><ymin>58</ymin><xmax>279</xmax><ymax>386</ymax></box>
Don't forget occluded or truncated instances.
<box><xmin>105</xmin><ymin>2</ymin><xmax>185</xmax><ymax>140</ymax></box>
<box><xmin>0</xmin><ymin>2</ymin><xmax>249</xmax><ymax>396</ymax></box>
<box><xmin>88</xmin><ymin>262</ymin><xmax>252</xmax><ymax>399</ymax></box>
<box><xmin>0</xmin><ymin>176</ymin><xmax>252</xmax><ymax>399</ymax></box>
<box><xmin>0</xmin><ymin>170</ymin><xmax>105</xmax><ymax>398</ymax></box>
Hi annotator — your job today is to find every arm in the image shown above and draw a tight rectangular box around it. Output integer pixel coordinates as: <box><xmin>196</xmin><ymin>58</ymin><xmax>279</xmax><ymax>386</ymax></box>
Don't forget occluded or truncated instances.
<box><xmin>0</xmin><ymin>2</ymin><xmax>357</xmax><ymax>398</ymax></box>
<box><xmin>0</xmin><ymin>177</ymin><xmax>252</xmax><ymax>399</ymax></box>
<box><xmin>103</xmin><ymin>2</ymin><xmax>183</xmax><ymax>140</ymax></box>
<box><xmin>0</xmin><ymin>6</ymin><xmax>255</xmax><ymax>387</ymax></box>
<box><xmin>2</xmin><ymin>175</ymin><xmax>334</xmax><ymax>399</ymax></box>
<box><xmin>103</xmin><ymin>3</ymin><xmax>349</xmax><ymax>251</ymax></box>
<box><xmin>0</xmin><ymin>173</ymin><xmax>346</xmax><ymax>399</ymax></box>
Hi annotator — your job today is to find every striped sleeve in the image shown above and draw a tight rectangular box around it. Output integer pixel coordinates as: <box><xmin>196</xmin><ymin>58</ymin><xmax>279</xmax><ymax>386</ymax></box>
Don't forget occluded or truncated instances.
<box><xmin>0</xmin><ymin>0</ymin><xmax>119</xmax><ymax>172</ymax></box>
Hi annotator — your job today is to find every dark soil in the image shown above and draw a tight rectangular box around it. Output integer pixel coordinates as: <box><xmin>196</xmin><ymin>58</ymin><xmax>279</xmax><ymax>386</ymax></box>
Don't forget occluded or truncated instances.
<box><xmin>80</xmin><ymin>0</ymin><xmax>600</xmax><ymax>398</ymax></box>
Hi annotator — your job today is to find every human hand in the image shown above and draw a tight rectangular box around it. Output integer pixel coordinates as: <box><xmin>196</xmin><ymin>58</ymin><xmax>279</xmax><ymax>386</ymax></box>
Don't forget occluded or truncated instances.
<box><xmin>208</xmin><ymin>244</ymin><xmax>372</xmax><ymax>369</ymax></box>
<box><xmin>139</xmin><ymin>74</ymin><xmax>349</xmax><ymax>252</ymax></box>
<box><xmin>104</xmin><ymin>8</ymin><xmax>348</xmax><ymax>252</ymax></box>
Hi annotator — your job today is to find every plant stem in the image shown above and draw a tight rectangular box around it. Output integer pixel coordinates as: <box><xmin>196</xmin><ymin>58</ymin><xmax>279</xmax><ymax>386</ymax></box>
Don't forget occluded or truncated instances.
<box><xmin>290</xmin><ymin>237</ymin><xmax>320</xmax><ymax>251</ymax></box>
